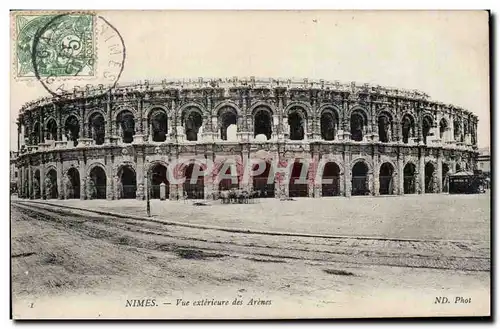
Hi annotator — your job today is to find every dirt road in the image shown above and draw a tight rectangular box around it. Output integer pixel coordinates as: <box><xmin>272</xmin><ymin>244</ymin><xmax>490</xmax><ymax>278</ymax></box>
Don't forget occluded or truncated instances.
<box><xmin>11</xmin><ymin>201</ymin><xmax>490</xmax><ymax>319</ymax></box>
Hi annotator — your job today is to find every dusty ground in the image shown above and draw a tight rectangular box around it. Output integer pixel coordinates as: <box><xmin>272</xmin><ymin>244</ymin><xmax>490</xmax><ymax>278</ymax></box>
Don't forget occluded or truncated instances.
<box><xmin>43</xmin><ymin>193</ymin><xmax>490</xmax><ymax>240</ymax></box>
<box><xmin>10</xmin><ymin>194</ymin><xmax>491</xmax><ymax>319</ymax></box>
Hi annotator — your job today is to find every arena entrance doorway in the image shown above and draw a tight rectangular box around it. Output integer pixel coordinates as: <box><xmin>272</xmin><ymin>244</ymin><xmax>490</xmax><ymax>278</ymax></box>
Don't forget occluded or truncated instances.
<box><xmin>89</xmin><ymin>166</ymin><xmax>107</xmax><ymax>199</ymax></box>
<box><xmin>289</xmin><ymin>161</ymin><xmax>308</xmax><ymax>197</ymax></box>
<box><xmin>322</xmin><ymin>162</ymin><xmax>340</xmax><ymax>196</ymax></box>
<box><xmin>352</xmin><ymin>162</ymin><xmax>369</xmax><ymax>196</ymax></box>
<box><xmin>119</xmin><ymin>166</ymin><xmax>136</xmax><ymax>199</ymax></box>
<box><xmin>252</xmin><ymin>162</ymin><xmax>275</xmax><ymax>198</ymax></box>
<box><xmin>184</xmin><ymin>163</ymin><xmax>205</xmax><ymax>199</ymax></box>
<box><xmin>150</xmin><ymin>163</ymin><xmax>169</xmax><ymax>199</ymax></box>
<box><xmin>403</xmin><ymin>163</ymin><xmax>417</xmax><ymax>194</ymax></box>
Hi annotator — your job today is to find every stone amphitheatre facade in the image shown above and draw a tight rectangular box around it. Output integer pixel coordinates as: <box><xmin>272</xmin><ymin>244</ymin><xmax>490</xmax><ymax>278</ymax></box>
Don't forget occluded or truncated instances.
<box><xmin>15</xmin><ymin>77</ymin><xmax>479</xmax><ymax>201</ymax></box>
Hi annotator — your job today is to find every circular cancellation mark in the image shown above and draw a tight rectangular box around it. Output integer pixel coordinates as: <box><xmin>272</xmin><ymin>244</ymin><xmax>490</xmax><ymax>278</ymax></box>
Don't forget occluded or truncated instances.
<box><xmin>31</xmin><ymin>13</ymin><xmax>126</xmax><ymax>98</ymax></box>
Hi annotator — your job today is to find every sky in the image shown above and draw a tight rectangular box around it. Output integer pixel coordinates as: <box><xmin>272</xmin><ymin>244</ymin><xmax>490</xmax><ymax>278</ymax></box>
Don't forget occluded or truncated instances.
<box><xmin>10</xmin><ymin>10</ymin><xmax>490</xmax><ymax>149</ymax></box>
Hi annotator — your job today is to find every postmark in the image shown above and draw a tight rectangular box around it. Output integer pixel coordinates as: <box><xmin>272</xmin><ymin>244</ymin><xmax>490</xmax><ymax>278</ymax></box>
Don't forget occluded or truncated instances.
<box><xmin>13</xmin><ymin>11</ymin><xmax>126</xmax><ymax>98</ymax></box>
<box><xmin>17</xmin><ymin>13</ymin><xmax>95</xmax><ymax>78</ymax></box>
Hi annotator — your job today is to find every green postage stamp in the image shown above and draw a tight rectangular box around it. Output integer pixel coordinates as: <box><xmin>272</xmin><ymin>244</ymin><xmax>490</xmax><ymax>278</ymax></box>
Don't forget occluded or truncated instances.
<box><xmin>15</xmin><ymin>12</ymin><xmax>95</xmax><ymax>78</ymax></box>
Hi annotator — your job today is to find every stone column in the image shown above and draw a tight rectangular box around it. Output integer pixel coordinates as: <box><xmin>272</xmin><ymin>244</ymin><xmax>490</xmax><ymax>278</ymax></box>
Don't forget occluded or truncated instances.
<box><xmin>437</xmin><ymin>155</ymin><xmax>443</xmax><ymax>193</ymax></box>
<box><xmin>79</xmin><ymin>157</ymin><xmax>86</xmax><ymax>200</ymax></box>
<box><xmin>373</xmin><ymin>147</ymin><xmax>380</xmax><ymax>196</ymax></box>
<box><xmin>18</xmin><ymin>166</ymin><xmax>23</xmax><ymax>198</ymax></box>
<box><xmin>136</xmin><ymin>150</ymin><xmax>145</xmax><ymax>200</ymax></box>
<box><xmin>28</xmin><ymin>164</ymin><xmax>33</xmax><ymax>199</ymax></box>
<box><xmin>397</xmin><ymin>151</ymin><xmax>404</xmax><ymax>195</ymax></box>
<box><xmin>343</xmin><ymin>146</ymin><xmax>351</xmax><ymax>197</ymax></box>
<box><xmin>241</xmin><ymin>150</ymin><xmax>251</xmax><ymax>191</ymax></box>
<box><xmin>56</xmin><ymin>159</ymin><xmax>63</xmax><ymax>199</ymax></box>
<box><xmin>105</xmin><ymin>154</ymin><xmax>114</xmax><ymax>200</ymax></box>
<box><xmin>418</xmin><ymin>148</ymin><xmax>425</xmax><ymax>194</ymax></box>
<box><xmin>39</xmin><ymin>164</ymin><xmax>46</xmax><ymax>200</ymax></box>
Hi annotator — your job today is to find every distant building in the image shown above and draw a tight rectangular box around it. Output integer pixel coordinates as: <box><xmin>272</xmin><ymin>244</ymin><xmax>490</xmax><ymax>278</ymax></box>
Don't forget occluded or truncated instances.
<box><xmin>477</xmin><ymin>148</ymin><xmax>490</xmax><ymax>175</ymax></box>
<box><xmin>10</xmin><ymin>151</ymin><xmax>18</xmax><ymax>193</ymax></box>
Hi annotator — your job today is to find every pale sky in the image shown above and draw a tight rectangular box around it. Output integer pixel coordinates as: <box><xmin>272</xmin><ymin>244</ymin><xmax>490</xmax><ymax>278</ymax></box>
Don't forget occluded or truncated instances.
<box><xmin>10</xmin><ymin>10</ymin><xmax>490</xmax><ymax>149</ymax></box>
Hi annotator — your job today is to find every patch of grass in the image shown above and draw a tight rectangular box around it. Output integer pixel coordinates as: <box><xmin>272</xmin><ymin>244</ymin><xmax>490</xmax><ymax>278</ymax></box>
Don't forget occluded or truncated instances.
<box><xmin>323</xmin><ymin>269</ymin><xmax>355</xmax><ymax>276</ymax></box>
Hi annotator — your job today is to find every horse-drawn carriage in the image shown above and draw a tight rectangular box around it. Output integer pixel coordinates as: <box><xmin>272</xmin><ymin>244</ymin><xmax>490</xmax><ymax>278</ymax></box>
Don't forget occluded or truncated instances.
<box><xmin>215</xmin><ymin>188</ymin><xmax>261</xmax><ymax>204</ymax></box>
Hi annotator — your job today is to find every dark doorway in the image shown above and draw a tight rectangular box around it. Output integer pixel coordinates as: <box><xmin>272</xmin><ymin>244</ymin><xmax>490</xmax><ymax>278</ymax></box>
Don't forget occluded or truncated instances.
<box><xmin>65</xmin><ymin>115</ymin><xmax>80</xmax><ymax>146</ymax></box>
<box><xmin>184</xmin><ymin>111</ymin><xmax>203</xmax><ymax>141</ymax></box>
<box><xmin>254</xmin><ymin>109</ymin><xmax>272</xmax><ymax>140</ymax></box>
<box><xmin>350</xmin><ymin>113</ymin><xmax>364</xmax><ymax>142</ymax></box>
<box><xmin>379</xmin><ymin>163</ymin><xmax>394</xmax><ymax>195</ymax></box>
<box><xmin>352</xmin><ymin>162</ymin><xmax>369</xmax><ymax>196</ymax></box>
<box><xmin>442</xmin><ymin>163</ymin><xmax>450</xmax><ymax>193</ymax></box>
<box><xmin>252</xmin><ymin>162</ymin><xmax>275</xmax><ymax>198</ymax></box>
<box><xmin>218</xmin><ymin>163</ymin><xmax>239</xmax><ymax>191</ymax></box>
<box><xmin>320</xmin><ymin>112</ymin><xmax>336</xmax><ymax>141</ymax></box>
<box><xmin>289</xmin><ymin>161</ymin><xmax>308</xmax><ymax>197</ymax></box>
<box><xmin>150</xmin><ymin>163</ymin><xmax>169</xmax><ymax>199</ymax></box>
<box><xmin>90</xmin><ymin>166</ymin><xmax>107</xmax><ymax>199</ymax></box>
<box><xmin>120</xmin><ymin>166</ymin><xmax>136</xmax><ymax>199</ymax></box>
<box><xmin>89</xmin><ymin>113</ymin><xmax>105</xmax><ymax>145</ymax></box>
<box><xmin>46</xmin><ymin>169</ymin><xmax>58</xmax><ymax>199</ymax></box>
<box><xmin>425</xmin><ymin>162</ymin><xmax>435</xmax><ymax>193</ymax></box>
<box><xmin>151</xmin><ymin>110</ymin><xmax>168</xmax><ymax>142</ymax></box>
<box><xmin>322</xmin><ymin>162</ymin><xmax>340</xmax><ymax>196</ymax></box>
<box><xmin>66</xmin><ymin>167</ymin><xmax>80</xmax><ymax>199</ymax></box>
<box><xmin>184</xmin><ymin>163</ymin><xmax>205</xmax><ymax>199</ymax></box>
<box><xmin>288</xmin><ymin>112</ymin><xmax>305</xmax><ymax>140</ymax></box>
<box><xmin>403</xmin><ymin>163</ymin><xmax>417</xmax><ymax>194</ymax></box>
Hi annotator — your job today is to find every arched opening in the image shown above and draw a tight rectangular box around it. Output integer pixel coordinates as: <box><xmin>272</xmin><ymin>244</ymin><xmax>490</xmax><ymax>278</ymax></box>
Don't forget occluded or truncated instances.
<box><xmin>119</xmin><ymin>166</ymin><xmax>136</xmax><ymax>199</ymax></box>
<box><xmin>64</xmin><ymin>115</ymin><xmax>80</xmax><ymax>146</ymax></box>
<box><xmin>218</xmin><ymin>162</ymin><xmax>239</xmax><ymax>191</ymax></box>
<box><xmin>89</xmin><ymin>112</ymin><xmax>105</xmax><ymax>145</ymax></box>
<box><xmin>33</xmin><ymin>170</ymin><xmax>41</xmax><ymax>199</ymax></box>
<box><xmin>289</xmin><ymin>160</ymin><xmax>308</xmax><ymax>197</ymax></box>
<box><xmin>183</xmin><ymin>109</ymin><xmax>203</xmax><ymax>142</ymax></box>
<box><xmin>439</xmin><ymin>118</ymin><xmax>448</xmax><ymax>140</ymax></box>
<box><xmin>403</xmin><ymin>163</ymin><xmax>417</xmax><ymax>194</ymax></box>
<box><xmin>32</xmin><ymin>122</ymin><xmax>40</xmax><ymax>145</ymax></box>
<box><xmin>442</xmin><ymin>163</ymin><xmax>450</xmax><ymax>193</ymax></box>
<box><xmin>218</xmin><ymin>108</ymin><xmax>238</xmax><ymax>141</ymax></box>
<box><xmin>322</xmin><ymin>162</ymin><xmax>340</xmax><ymax>196</ymax></box>
<box><xmin>116</xmin><ymin>111</ymin><xmax>135</xmax><ymax>144</ymax></box>
<box><xmin>422</xmin><ymin>116</ymin><xmax>433</xmax><ymax>145</ymax></box>
<box><xmin>252</xmin><ymin>162</ymin><xmax>275</xmax><ymax>198</ymax></box>
<box><xmin>150</xmin><ymin>163</ymin><xmax>169</xmax><ymax>199</ymax></box>
<box><xmin>379</xmin><ymin>162</ymin><xmax>394</xmax><ymax>195</ymax></box>
<box><xmin>425</xmin><ymin>162</ymin><xmax>435</xmax><ymax>193</ymax></box>
<box><xmin>184</xmin><ymin>163</ymin><xmax>205</xmax><ymax>199</ymax></box>
<box><xmin>402</xmin><ymin>115</ymin><xmax>415</xmax><ymax>144</ymax></box>
<box><xmin>320</xmin><ymin>111</ymin><xmax>337</xmax><ymax>141</ymax></box>
<box><xmin>352</xmin><ymin>162</ymin><xmax>369</xmax><ymax>196</ymax></box>
<box><xmin>254</xmin><ymin>108</ymin><xmax>272</xmax><ymax>140</ymax></box>
<box><xmin>350</xmin><ymin>111</ymin><xmax>366</xmax><ymax>142</ymax></box>
<box><xmin>471</xmin><ymin>125</ymin><xmax>477</xmax><ymax>145</ymax></box>
<box><xmin>378</xmin><ymin>113</ymin><xmax>393</xmax><ymax>143</ymax></box>
<box><xmin>89</xmin><ymin>166</ymin><xmax>107</xmax><ymax>199</ymax></box>
<box><xmin>150</xmin><ymin>109</ymin><xmax>168</xmax><ymax>142</ymax></box>
<box><xmin>45</xmin><ymin>169</ymin><xmax>58</xmax><ymax>199</ymax></box>
<box><xmin>46</xmin><ymin>119</ymin><xmax>58</xmax><ymax>140</ymax></box>
<box><xmin>288</xmin><ymin>109</ymin><xmax>306</xmax><ymax>141</ymax></box>
<box><xmin>66</xmin><ymin>167</ymin><xmax>80</xmax><ymax>199</ymax></box>
<box><xmin>454</xmin><ymin>120</ymin><xmax>462</xmax><ymax>142</ymax></box>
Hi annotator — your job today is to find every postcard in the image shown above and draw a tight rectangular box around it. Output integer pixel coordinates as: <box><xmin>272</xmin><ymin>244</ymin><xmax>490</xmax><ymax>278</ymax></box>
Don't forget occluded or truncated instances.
<box><xmin>10</xmin><ymin>10</ymin><xmax>491</xmax><ymax>319</ymax></box>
